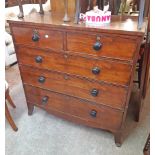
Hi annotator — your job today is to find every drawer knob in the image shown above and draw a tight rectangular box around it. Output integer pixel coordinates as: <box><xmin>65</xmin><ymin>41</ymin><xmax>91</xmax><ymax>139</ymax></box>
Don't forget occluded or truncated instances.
<box><xmin>64</xmin><ymin>54</ymin><xmax>68</xmax><ymax>59</ymax></box>
<box><xmin>93</xmin><ymin>41</ymin><xmax>102</xmax><ymax>51</ymax></box>
<box><xmin>90</xmin><ymin>110</ymin><xmax>97</xmax><ymax>118</ymax></box>
<box><xmin>38</xmin><ymin>76</ymin><xmax>46</xmax><ymax>83</ymax></box>
<box><xmin>32</xmin><ymin>30</ymin><xmax>40</xmax><ymax>42</ymax></box>
<box><xmin>91</xmin><ymin>89</ymin><xmax>99</xmax><ymax>97</ymax></box>
<box><xmin>42</xmin><ymin>96</ymin><xmax>49</xmax><ymax>105</ymax></box>
<box><xmin>64</xmin><ymin>75</ymin><xmax>69</xmax><ymax>80</ymax></box>
<box><xmin>35</xmin><ymin>56</ymin><xmax>42</xmax><ymax>63</ymax></box>
<box><xmin>92</xmin><ymin>67</ymin><xmax>100</xmax><ymax>75</ymax></box>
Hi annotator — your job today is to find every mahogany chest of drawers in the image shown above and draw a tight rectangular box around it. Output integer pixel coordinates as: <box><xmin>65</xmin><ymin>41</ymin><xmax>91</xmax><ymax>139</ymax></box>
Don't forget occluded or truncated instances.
<box><xmin>8</xmin><ymin>12</ymin><xmax>147</xmax><ymax>146</ymax></box>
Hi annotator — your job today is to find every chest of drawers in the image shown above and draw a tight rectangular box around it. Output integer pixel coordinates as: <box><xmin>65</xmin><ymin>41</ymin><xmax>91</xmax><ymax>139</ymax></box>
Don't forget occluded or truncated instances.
<box><xmin>8</xmin><ymin>12</ymin><xmax>147</xmax><ymax>146</ymax></box>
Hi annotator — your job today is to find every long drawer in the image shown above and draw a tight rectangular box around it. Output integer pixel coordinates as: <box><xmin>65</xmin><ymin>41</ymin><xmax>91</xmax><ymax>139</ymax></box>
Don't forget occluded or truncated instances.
<box><xmin>67</xmin><ymin>32</ymin><xmax>137</xmax><ymax>61</ymax></box>
<box><xmin>11</xmin><ymin>26</ymin><xmax>63</xmax><ymax>50</ymax></box>
<box><xmin>16</xmin><ymin>46</ymin><xmax>132</xmax><ymax>86</ymax></box>
<box><xmin>24</xmin><ymin>85</ymin><xmax>123</xmax><ymax>131</ymax></box>
<box><xmin>20</xmin><ymin>65</ymin><xmax>128</xmax><ymax>110</ymax></box>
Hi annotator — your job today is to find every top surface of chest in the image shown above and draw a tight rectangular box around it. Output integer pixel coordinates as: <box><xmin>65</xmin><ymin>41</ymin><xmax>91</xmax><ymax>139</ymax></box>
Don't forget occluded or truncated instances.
<box><xmin>7</xmin><ymin>11</ymin><xmax>147</xmax><ymax>36</ymax></box>
<box><xmin>8</xmin><ymin>12</ymin><xmax>147</xmax><ymax>65</ymax></box>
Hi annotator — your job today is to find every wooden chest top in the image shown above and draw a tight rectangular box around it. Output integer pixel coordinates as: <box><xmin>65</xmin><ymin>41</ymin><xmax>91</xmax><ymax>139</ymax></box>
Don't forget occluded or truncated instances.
<box><xmin>7</xmin><ymin>12</ymin><xmax>147</xmax><ymax>36</ymax></box>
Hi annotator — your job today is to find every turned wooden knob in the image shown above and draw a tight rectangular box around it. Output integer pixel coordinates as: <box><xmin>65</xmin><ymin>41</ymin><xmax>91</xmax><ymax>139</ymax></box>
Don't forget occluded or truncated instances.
<box><xmin>32</xmin><ymin>30</ymin><xmax>40</xmax><ymax>42</ymax></box>
<box><xmin>91</xmin><ymin>89</ymin><xmax>99</xmax><ymax>97</ymax></box>
<box><xmin>42</xmin><ymin>96</ymin><xmax>49</xmax><ymax>105</ymax></box>
<box><xmin>90</xmin><ymin>110</ymin><xmax>97</xmax><ymax>118</ymax></box>
<box><xmin>92</xmin><ymin>67</ymin><xmax>100</xmax><ymax>75</ymax></box>
<box><xmin>35</xmin><ymin>56</ymin><xmax>42</xmax><ymax>63</ymax></box>
<box><xmin>38</xmin><ymin>76</ymin><xmax>46</xmax><ymax>83</ymax></box>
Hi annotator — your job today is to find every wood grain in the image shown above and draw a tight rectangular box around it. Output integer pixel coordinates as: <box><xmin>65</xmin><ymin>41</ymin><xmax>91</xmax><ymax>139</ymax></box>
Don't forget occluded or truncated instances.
<box><xmin>20</xmin><ymin>65</ymin><xmax>128</xmax><ymax>110</ymax></box>
<box><xmin>12</xmin><ymin>26</ymin><xmax>63</xmax><ymax>50</ymax></box>
<box><xmin>67</xmin><ymin>32</ymin><xmax>137</xmax><ymax>61</ymax></box>
<box><xmin>25</xmin><ymin>85</ymin><xmax>123</xmax><ymax>131</ymax></box>
<box><xmin>8</xmin><ymin>12</ymin><xmax>147</xmax><ymax>36</ymax></box>
<box><xmin>8</xmin><ymin>12</ymin><xmax>147</xmax><ymax>146</ymax></box>
<box><xmin>16</xmin><ymin>46</ymin><xmax>132</xmax><ymax>86</ymax></box>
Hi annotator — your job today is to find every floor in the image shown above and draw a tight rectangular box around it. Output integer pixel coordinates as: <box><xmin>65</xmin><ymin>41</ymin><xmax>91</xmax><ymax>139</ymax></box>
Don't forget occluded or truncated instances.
<box><xmin>5</xmin><ymin>64</ymin><xmax>150</xmax><ymax>155</ymax></box>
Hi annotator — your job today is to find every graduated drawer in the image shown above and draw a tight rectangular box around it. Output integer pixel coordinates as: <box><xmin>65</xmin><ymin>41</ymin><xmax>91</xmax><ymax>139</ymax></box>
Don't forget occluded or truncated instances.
<box><xmin>11</xmin><ymin>26</ymin><xmax>63</xmax><ymax>50</ymax></box>
<box><xmin>20</xmin><ymin>65</ymin><xmax>128</xmax><ymax>110</ymax></box>
<box><xmin>24</xmin><ymin>85</ymin><xmax>123</xmax><ymax>131</ymax></box>
<box><xmin>17</xmin><ymin>46</ymin><xmax>132</xmax><ymax>86</ymax></box>
<box><xmin>67</xmin><ymin>32</ymin><xmax>137</xmax><ymax>61</ymax></box>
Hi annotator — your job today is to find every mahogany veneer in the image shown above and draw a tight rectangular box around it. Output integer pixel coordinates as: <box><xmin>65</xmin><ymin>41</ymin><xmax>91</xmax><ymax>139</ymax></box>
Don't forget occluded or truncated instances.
<box><xmin>20</xmin><ymin>65</ymin><xmax>128</xmax><ymax>110</ymax></box>
<box><xmin>16</xmin><ymin>46</ymin><xmax>132</xmax><ymax>86</ymax></box>
<box><xmin>8</xmin><ymin>12</ymin><xmax>147</xmax><ymax>146</ymax></box>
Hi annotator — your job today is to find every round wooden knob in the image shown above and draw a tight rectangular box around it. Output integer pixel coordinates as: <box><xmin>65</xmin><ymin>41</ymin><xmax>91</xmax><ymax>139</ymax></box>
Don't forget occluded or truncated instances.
<box><xmin>64</xmin><ymin>54</ymin><xmax>68</xmax><ymax>59</ymax></box>
<box><xmin>90</xmin><ymin>110</ymin><xmax>97</xmax><ymax>118</ymax></box>
<box><xmin>35</xmin><ymin>56</ymin><xmax>42</xmax><ymax>63</ymax></box>
<box><xmin>91</xmin><ymin>89</ymin><xmax>99</xmax><ymax>97</ymax></box>
<box><xmin>93</xmin><ymin>41</ymin><xmax>102</xmax><ymax>51</ymax></box>
<box><xmin>92</xmin><ymin>67</ymin><xmax>100</xmax><ymax>75</ymax></box>
<box><xmin>32</xmin><ymin>30</ymin><xmax>40</xmax><ymax>42</ymax></box>
<box><xmin>64</xmin><ymin>75</ymin><xmax>69</xmax><ymax>80</ymax></box>
<box><xmin>38</xmin><ymin>76</ymin><xmax>46</xmax><ymax>83</ymax></box>
<box><xmin>42</xmin><ymin>96</ymin><xmax>49</xmax><ymax>105</ymax></box>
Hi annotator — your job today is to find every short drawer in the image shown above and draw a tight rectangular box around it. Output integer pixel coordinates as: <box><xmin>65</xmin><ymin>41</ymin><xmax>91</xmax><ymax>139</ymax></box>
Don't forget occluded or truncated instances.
<box><xmin>67</xmin><ymin>32</ymin><xmax>137</xmax><ymax>61</ymax></box>
<box><xmin>17</xmin><ymin>47</ymin><xmax>132</xmax><ymax>86</ymax></box>
<box><xmin>24</xmin><ymin>85</ymin><xmax>123</xmax><ymax>131</ymax></box>
<box><xmin>20</xmin><ymin>65</ymin><xmax>128</xmax><ymax>110</ymax></box>
<box><xmin>11</xmin><ymin>26</ymin><xmax>63</xmax><ymax>50</ymax></box>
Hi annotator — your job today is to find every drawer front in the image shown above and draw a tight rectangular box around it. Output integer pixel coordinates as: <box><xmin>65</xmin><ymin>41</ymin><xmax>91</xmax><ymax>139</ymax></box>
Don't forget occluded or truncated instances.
<box><xmin>24</xmin><ymin>85</ymin><xmax>123</xmax><ymax>131</ymax></box>
<box><xmin>17</xmin><ymin>47</ymin><xmax>132</xmax><ymax>86</ymax></box>
<box><xmin>12</xmin><ymin>26</ymin><xmax>63</xmax><ymax>50</ymax></box>
<box><xmin>67</xmin><ymin>32</ymin><xmax>137</xmax><ymax>61</ymax></box>
<box><xmin>20</xmin><ymin>65</ymin><xmax>128</xmax><ymax>110</ymax></box>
